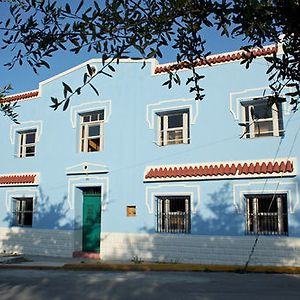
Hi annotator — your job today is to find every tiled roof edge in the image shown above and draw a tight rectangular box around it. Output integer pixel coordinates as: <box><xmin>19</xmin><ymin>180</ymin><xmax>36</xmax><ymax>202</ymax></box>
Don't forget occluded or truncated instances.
<box><xmin>0</xmin><ymin>90</ymin><xmax>39</xmax><ymax>104</ymax></box>
<box><xmin>154</xmin><ymin>45</ymin><xmax>278</xmax><ymax>74</ymax></box>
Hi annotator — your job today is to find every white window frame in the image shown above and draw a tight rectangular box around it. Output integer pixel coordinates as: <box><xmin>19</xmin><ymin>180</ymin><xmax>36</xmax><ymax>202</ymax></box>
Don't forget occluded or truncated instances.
<box><xmin>12</xmin><ymin>197</ymin><xmax>33</xmax><ymax>227</ymax></box>
<box><xmin>242</xmin><ymin>97</ymin><xmax>283</xmax><ymax>138</ymax></box>
<box><xmin>18</xmin><ymin>129</ymin><xmax>37</xmax><ymax>158</ymax></box>
<box><xmin>157</xmin><ymin>110</ymin><xmax>189</xmax><ymax>146</ymax></box>
<box><xmin>79</xmin><ymin>110</ymin><xmax>104</xmax><ymax>152</ymax></box>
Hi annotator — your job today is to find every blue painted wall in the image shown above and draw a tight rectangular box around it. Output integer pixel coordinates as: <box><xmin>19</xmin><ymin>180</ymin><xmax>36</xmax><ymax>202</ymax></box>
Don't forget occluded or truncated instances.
<box><xmin>1</xmin><ymin>56</ymin><xmax>299</xmax><ymax>238</ymax></box>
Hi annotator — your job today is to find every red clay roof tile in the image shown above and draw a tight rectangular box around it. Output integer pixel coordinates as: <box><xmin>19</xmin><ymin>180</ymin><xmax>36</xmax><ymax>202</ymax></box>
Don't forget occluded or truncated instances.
<box><xmin>145</xmin><ymin>160</ymin><xmax>294</xmax><ymax>180</ymax></box>
<box><xmin>154</xmin><ymin>46</ymin><xmax>278</xmax><ymax>74</ymax></box>
<box><xmin>0</xmin><ymin>174</ymin><xmax>37</xmax><ymax>185</ymax></box>
<box><xmin>1</xmin><ymin>90</ymin><xmax>39</xmax><ymax>104</ymax></box>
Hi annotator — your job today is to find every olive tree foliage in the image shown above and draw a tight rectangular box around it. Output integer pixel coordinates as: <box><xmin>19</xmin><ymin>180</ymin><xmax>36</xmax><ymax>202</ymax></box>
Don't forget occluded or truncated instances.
<box><xmin>0</xmin><ymin>0</ymin><xmax>299</xmax><ymax>117</ymax></box>
<box><xmin>0</xmin><ymin>84</ymin><xmax>20</xmax><ymax>123</ymax></box>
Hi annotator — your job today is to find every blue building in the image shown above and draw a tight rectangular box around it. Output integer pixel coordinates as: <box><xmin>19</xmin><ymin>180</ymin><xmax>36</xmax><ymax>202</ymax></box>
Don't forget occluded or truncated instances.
<box><xmin>1</xmin><ymin>44</ymin><xmax>300</xmax><ymax>266</ymax></box>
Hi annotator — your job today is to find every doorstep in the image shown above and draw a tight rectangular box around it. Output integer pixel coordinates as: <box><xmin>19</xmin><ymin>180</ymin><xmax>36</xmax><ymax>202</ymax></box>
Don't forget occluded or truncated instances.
<box><xmin>72</xmin><ymin>251</ymin><xmax>100</xmax><ymax>260</ymax></box>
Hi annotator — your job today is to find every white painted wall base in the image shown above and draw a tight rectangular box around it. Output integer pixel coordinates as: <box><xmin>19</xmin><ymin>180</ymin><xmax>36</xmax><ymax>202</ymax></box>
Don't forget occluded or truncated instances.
<box><xmin>101</xmin><ymin>232</ymin><xmax>300</xmax><ymax>267</ymax></box>
<box><xmin>0</xmin><ymin>227</ymin><xmax>75</xmax><ymax>257</ymax></box>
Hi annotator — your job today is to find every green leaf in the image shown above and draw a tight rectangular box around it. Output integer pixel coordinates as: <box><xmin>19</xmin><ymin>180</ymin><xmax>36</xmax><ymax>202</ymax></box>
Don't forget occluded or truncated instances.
<box><xmin>65</xmin><ymin>3</ymin><xmax>71</xmax><ymax>13</ymax></box>
<box><xmin>108</xmin><ymin>65</ymin><xmax>115</xmax><ymax>72</ymax></box>
<box><xmin>62</xmin><ymin>82</ymin><xmax>72</xmax><ymax>98</ymax></box>
<box><xmin>87</xmin><ymin>64</ymin><xmax>95</xmax><ymax>76</ymax></box>
<box><xmin>75</xmin><ymin>0</ymin><xmax>84</xmax><ymax>14</ymax></box>
<box><xmin>63</xmin><ymin>98</ymin><xmax>70</xmax><ymax>111</ymax></box>
<box><xmin>83</xmin><ymin>73</ymin><xmax>88</xmax><ymax>84</ymax></box>
<box><xmin>63</xmin><ymin>82</ymin><xmax>72</xmax><ymax>93</ymax></box>
<box><xmin>89</xmin><ymin>83</ymin><xmax>99</xmax><ymax>96</ymax></box>
<box><xmin>101</xmin><ymin>71</ymin><xmax>112</xmax><ymax>78</ymax></box>
<box><xmin>40</xmin><ymin>60</ymin><xmax>50</xmax><ymax>69</ymax></box>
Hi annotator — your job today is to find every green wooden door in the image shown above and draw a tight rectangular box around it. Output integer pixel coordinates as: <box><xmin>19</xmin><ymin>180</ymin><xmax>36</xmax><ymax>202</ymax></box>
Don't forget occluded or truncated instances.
<box><xmin>83</xmin><ymin>194</ymin><xmax>101</xmax><ymax>252</ymax></box>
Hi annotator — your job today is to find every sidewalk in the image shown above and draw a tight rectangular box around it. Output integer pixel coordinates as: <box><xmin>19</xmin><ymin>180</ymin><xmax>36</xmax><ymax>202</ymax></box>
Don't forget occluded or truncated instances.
<box><xmin>1</xmin><ymin>254</ymin><xmax>300</xmax><ymax>274</ymax></box>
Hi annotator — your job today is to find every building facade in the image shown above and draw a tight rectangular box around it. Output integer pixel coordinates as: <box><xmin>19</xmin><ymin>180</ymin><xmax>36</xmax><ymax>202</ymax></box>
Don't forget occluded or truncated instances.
<box><xmin>1</xmin><ymin>44</ymin><xmax>300</xmax><ymax>266</ymax></box>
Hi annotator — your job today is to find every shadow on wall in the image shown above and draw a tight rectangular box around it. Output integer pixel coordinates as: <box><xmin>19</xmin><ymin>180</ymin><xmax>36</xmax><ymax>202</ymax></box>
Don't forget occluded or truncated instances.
<box><xmin>1</xmin><ymin>187</ymin><xmax>74</xmax><ymax>256</ymax></box>
<box><xmin>101</xmin><ymin>183</ymin><xmax>247</xmax><ymax>264</ymax></box>
<box><xmin>139</xmin><ymin>182</ymin><xmax>244</xmax><ymax>236</ymax></box>
<box><xmin>192</xmin><ymin>182</ymin><xmax>244</xmax><ymax>236</ymax></box>
<box><xmin>1</xmin><ymin>187</ymin><xmax>110</xmax><ymax>257</ymax></box>
<box><xmin>101</xmin><ymin>182</ymin><xmax>300</xmax><ymax>266</ymax></box>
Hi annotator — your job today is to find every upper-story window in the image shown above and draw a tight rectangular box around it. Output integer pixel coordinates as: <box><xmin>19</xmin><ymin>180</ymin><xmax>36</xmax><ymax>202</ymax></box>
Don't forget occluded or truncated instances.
<box><xmin>80</xmin><ymin>110</ymin><xmax>104</xmax><ymax>152</ymax></box>
<box><xmin>157</xmin><ymin>110</ymin><xmax>189</xmax><ymax>146</ymax></box>
<box><xmin>18</xmin><ymin>129</ymin><xmax>37</xmax><ymax>158</ymax></box>
<box><xmin>242</xmin><ymin>97</ymin><xmax>284</xmax><ymax>138</ymax></box>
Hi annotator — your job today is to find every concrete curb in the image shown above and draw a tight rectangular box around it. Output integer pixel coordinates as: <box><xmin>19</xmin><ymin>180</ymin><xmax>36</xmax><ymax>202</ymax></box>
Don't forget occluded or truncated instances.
<box><xmin>1</xmin><ymin>263</ymin><xmax>300</xmax><ymax>274</ymax></box>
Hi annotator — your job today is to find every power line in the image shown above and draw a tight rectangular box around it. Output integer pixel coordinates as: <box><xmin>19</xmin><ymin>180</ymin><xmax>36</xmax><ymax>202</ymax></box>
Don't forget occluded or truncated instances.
<box><xmin>244</xmin><ymin>112</ymin><xmax>300</xmax><ymax>271</ymax></box>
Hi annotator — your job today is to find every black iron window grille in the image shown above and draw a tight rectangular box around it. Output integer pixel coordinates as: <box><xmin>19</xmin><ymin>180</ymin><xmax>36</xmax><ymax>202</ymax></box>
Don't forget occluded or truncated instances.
<box><xmin>245</xmin><ymin>194</ymin><xmax>288</xmax><ymax>236</ymax></box>
<box><xmin>156</xmin><ymin>196</ymin><xmax>191</xmax><ymax>233</ymax></box>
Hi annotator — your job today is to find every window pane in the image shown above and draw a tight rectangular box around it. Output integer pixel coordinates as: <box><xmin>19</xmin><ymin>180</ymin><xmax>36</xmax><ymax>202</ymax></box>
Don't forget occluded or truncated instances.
<box><xmin>24</xmin><ymin>199</ymin><xmax>33</xmax><ymax>211</ymax></box>
<box><xmin>13</xmin><ymin>198</ymin><xmax>33</xmax><ymax>227</ymax></box>
<box><xmin>98</xmin><ymin>110</ymin><xmax>104</xmax><ymax>120</ymax></box>
<box><xmin>167</xmin><ymin>130</ymin><xmax>183</xmax><ymax>144</ymax></box>
<box><xmin>91</xmin><ymin>113</ymin><xmax>99</xmax><ymax>121</ymax></box>
<box><xmin>25</xmin><ymin>146</ymin><xmax>35</xmax><ymax>156</ymax></box>
<box><xmin>83</xmin><ymin>115</ymin><xmax>90</xmax><ymax>122</ymax></box>
<box><xmin>23</xmin><ymin>212</ymin><xmax>33</xmax><ymax>226</ymax></box>
<box><xmin>25</xmin><ymin>132</ymin><xmax>36</xmax><ymax>144</ymax></box>
<box><xmin>254</xmin><ymin>120</ymin><xmax>273</xmax><ymax>136</ymax></box>
<box><xmin>88</xmin><ymin>138</ymin><xmax>100</xmax><ymax>151</ymax></box>
<box><xmin>168</xmin><ymin>114</ymin><xmax>183</xmax><ymax>128</ymax></box>
<box><xmin>88</xmin><ymin>125</ymin><xmax>100</xmax><ymax>137</ymax></box>
<box><xmin>253</xmin><ymin>103</ymin><xmax>272</xmax><ymax>119</ymax></box>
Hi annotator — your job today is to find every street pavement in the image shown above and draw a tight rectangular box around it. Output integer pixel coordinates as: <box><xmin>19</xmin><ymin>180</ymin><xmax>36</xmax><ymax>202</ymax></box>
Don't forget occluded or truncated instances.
<box><xmin>0</xmin><ymin>269</ymin><xmax>299</xmax><ymax>300</ymax></box>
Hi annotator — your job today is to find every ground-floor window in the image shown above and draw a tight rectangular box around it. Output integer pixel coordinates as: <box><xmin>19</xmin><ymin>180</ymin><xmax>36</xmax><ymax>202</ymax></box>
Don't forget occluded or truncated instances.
<box><xmin>245</xmin><ymin>193</ymin><xmax>288</xmax><ymax>236</ymax></box>
<box><xmin>156</xmin><ymin>196</ymin><xmax>191</xmax><ymax>233</ymax></box>
<box><xmin>12</xmin><ymin>197</ymin><xmax>33</xmax><ymax>227</ymax></box>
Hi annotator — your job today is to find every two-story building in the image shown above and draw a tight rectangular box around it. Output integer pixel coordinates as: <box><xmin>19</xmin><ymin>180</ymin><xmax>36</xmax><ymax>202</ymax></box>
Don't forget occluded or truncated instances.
<box><xmin>1</xmin><ymin>43</ymin><xmax>300</xmax><ymax>266</ymax></box>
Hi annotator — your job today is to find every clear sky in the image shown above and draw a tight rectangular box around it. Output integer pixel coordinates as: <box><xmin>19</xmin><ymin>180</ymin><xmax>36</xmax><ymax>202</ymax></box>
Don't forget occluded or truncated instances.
<box><xmin>0</xmin><ymin>1</ymin><xmax>245</xmax><ymax>95</ymax></box>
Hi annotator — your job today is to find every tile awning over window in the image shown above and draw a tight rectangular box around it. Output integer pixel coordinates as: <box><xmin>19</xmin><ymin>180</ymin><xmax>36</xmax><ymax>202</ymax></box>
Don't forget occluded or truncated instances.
<box><xmin>0</xmin><ymin>174</ymin><xmax>38</xmax><ymax>185</ymax></box>
<box><xmin>145</xmin><ymin>159</ymin><xmax>295</xmax><ymax>181</ymax></box>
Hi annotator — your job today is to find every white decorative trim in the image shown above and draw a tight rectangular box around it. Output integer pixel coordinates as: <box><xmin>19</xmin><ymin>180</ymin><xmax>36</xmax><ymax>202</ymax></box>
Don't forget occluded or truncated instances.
<box><xmin>66</xmin><ymin>162</ymin><xmax>109</xmax><ymax>175</ymax></box>
<box><xmin>144</xmin><ymin>157</ymin><xmax>297</xmax><ymax>182</ymax></box>
<box><xmin>233</xmin><ymin>180</ymin><xmax>299</xmax><ymax>213</ymax></box>
<box><xmin>67</xmin><ymin>175</ymin><xmax>109</xmax><ymax>210</ymax></box>
<box><xmin>41</xmin><ymin>58</ymin><xmax>157</xmax><ymax>86</ymax></box>
<box><xmin>10</xmin><ymin>121</ymin><xmax>43</xmax><ymax>144</ymax></box>
<box><xmin>146</xmin><ymin>98</ymin><xmax>199</xmax><ymax>129</ymax></box>
<box><xmin>70</xmin><ymin>100</ymin><xmax>112</xmax><ymax>128</ymax></box>
<box><xmin>145</xmin><ymin>183</ymin><xmax>201</xmax><ymax>214</ymax></box>
<box><xmin>5</xmin><ymin>43</ymin><xmax>280</xmax><ymax>104</ymax></box>
<box><xmin>5</xmin><ymin>188</ymin><xmax>40</xmax><ymax>212</ymax></box>
<box><xmin>229</xmin><ymin>86</ymin><xmax>291</xmax><ymax>121</ymax></box>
